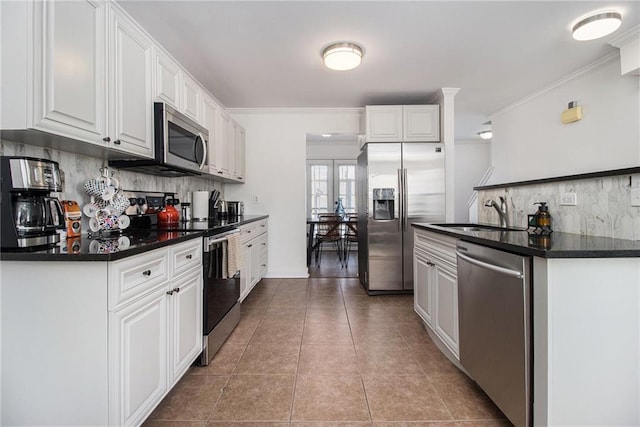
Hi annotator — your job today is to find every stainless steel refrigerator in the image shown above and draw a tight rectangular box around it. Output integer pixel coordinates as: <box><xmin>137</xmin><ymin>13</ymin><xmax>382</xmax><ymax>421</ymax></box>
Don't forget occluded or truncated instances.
<box><xmin>357</xmin><ymin>142</ymin><xmax>445</xmax><ymax>293</ymax></box>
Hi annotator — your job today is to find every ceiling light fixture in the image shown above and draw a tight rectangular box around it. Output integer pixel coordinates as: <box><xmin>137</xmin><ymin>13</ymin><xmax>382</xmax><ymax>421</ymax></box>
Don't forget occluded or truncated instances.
<box><xmin>572</xmin><ymin>11</ymin><xmax>622</xmax><ymax>41</ymax></box>
<box><xmin>477</xmin><ymin>130</ymin><xmax>493</xmax><ymax>140</ymax></box>
<box><xmin>322</xmin><ymin>42</ymin><xmax>364</xmax><ymax>71</ymax></box>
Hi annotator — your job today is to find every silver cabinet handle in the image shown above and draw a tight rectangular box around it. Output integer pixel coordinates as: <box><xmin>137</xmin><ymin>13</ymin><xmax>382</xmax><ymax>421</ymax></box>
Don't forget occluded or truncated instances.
<box><xmin>142</xmin><ymin>270</ymin><xmax>151</xmax><ymax>276</ymax></box>
<box><xmin>102</xmin><ymin>136</ymin><xmax>111</xmax><ymax>142</ymax></box>
<box><xmin>426</xmin><ymin>261</ymin><xmax>435</xmax><ymax>267</ymax></box>
<box><xmin>166</xmin><ymin>287</ymin><xmax>180</xmax><ymax>296</ymax></box>
<box><xmin>186</xmin><ymin>254</ymin><xmax>193</xmax><ymax>260</ymax></box>
<box><xmin>247</xmin><ymin>244</ymin><xmax>253</xmax><ymax>248</ymax></box>
<box><xmin>456</xmin><ymin>251</ymin><xmax>524</xmax><ymax>279</ymax></box>
<box><xmin>166</xmin><ymin>290</ymin><xmax>174</xmax><ymax>295</ymax></box>
<box><xmin>113</xmin><ymin>139</ymin><xmax>121</xmax><ymax>145</ymax></box>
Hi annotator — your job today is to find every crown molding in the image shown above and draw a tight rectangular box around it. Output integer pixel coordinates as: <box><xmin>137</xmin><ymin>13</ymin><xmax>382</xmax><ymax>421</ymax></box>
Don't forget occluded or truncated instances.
<box><xmin>608</xmin><ymin>24</ymin><xmax>640</xmax><ymax>48</ymax></box>
<box><xmin>490</xmin><ymin>51</ymin><xmax>619</xmax><ymax>118</ymax></box>
<box><xmin>227</xmin><ymin>107</ymin><xmax>364</xmax><ymax>115</ymax></box>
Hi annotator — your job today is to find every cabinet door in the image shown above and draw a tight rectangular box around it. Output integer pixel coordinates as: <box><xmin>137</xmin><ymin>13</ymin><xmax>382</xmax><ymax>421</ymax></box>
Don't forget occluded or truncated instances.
<box><xmin>239</xmin><ymin>242</ymin><xmax>252</xmax><ymax>301</ymax></box>
<box><xmin>250</xmin><ymin>241</ymin><xmax>260</xmax><ymax>288</ymax></box>
<box><xmin>413</xmin><ymin>249</ymin><xmax>434</xmax><ymax>326</ymax></box>
<box><xmin>234</xmin><ymin>124</ymin><xmax>246</xmax><ymax>182</ymax></box>
<box><xmin>153</xmin><ymin>48</ymin><xmax>180</xmax><ymax>109</ymax></box>
<box><xmin>217</xmin><ymin>111</ymin><xmax>232</xmax><ymax>176</ymax></box>
<box><xmin>227</xmin><ymin>119</ymin><xmax>237</xmax><ymax>179</ymax></box>
<box><xmin>33</xmin><ymin>0</ymin><xmax>107</xmax><ymax>145</ymax></box>
<box><xmin>108</xmin><ymin>5</ymin><xmax>153</xmax><ymax>157</ymax></box>
<box><xmin>167</xmin><ymin>269</ymin><xmax>203</xmax><ymax>386</ymax></box>
<box><xmin>434</xmin><ymin>262</ymin><xmax>459</xmax><ymax>357</ymax></box>
<box><xmin>181</xmin><ymin>73</ymin><xmax>201</xmax><ymax>123</ymax></box>
<box><xmin>403</xmin><ymin>105</ymin><xmax>440</xmax><ymax>142</ymax></box>
<box><xmin>203</xmin><ymin>95</ymin><xmax>220</xmax><ymax>175</ymax></box>
<box><xmin>365</xmin><ymin>106</ymin><xmax>402</xmax><ymax>142</ymax></box>
<box><xmin>109</xmin><ymin>288</ymin><xmax>168</xmax><ymax>427</ymax></box>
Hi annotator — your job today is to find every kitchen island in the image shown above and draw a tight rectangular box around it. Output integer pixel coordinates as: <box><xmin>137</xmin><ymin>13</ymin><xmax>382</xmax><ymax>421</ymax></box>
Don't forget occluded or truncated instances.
<box><xmin>412</xmin><ymin>223</ymin><xmax>640</xmax><ymax>427</ymax></box>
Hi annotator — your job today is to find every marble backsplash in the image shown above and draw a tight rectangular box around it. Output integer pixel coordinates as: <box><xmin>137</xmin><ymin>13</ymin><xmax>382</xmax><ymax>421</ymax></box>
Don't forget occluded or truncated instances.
<box><xmin>1</xmin><ymin>139</ymin><xmax>223</xmax><ymax>228</ymax></box>
<box><xmin>477</xmin><ymin>173</ymin><xmax>640</xmax><ymax>241</ymax></box>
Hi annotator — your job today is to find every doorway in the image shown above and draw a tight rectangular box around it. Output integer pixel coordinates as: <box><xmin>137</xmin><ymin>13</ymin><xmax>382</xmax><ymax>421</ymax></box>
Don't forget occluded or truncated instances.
<box><xmin>305</xmin><ymin>133</ymin><xmax>359</xmax><ymax>278</ymax></box>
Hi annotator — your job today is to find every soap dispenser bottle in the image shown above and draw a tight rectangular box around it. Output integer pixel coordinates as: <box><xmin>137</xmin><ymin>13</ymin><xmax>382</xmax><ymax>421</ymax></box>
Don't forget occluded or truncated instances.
<box><xmin>533</xmin><ymin>202</ymin><xmax>552</xmax><ymax>234</ymax></box>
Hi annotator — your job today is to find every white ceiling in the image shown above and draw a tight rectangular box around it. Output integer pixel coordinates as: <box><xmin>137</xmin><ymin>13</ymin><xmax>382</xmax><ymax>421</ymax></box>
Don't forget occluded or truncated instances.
<box><xmin>119</xmin><ymin>1</ymin><xmax>639</xmax><ymax>140</ymax></box>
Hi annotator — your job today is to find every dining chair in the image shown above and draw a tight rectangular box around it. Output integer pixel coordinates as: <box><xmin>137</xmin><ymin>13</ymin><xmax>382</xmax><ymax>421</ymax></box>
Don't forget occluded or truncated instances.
<box><xmin>343</xmin><ymin>214</ymin><xmax>358</xmax><ymax>267</ymax></box>
<box><xmin>315</xmin><ymin>214</ymin><xmax>343</xmax><ymax>265</ymax></box>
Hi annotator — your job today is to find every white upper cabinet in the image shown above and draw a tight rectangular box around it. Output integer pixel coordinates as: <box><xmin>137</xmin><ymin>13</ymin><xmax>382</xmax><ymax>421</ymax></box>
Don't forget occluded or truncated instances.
<box><xmin>217</xmin><ymin>110</ymin><xmax>233</xmax><ymax>177</ymax></box>
<box><xmin>32</xmin><ymin>0</ymin><xmax>107</xmax><ymax>145</ymax></box>
<box><xmin>153</xmin><ymin>48</ymin><xmax>181</xmax><ymax>110</ymax></box>
<box><xmin>202</xmin><ymin>94</ymin><xmax>220</xmax><ymax>175</ymax></box>
<box><xmin>365</xmin><ymin>105</ymin><xmax>440</xmax><ymax>143</ymax></box>
<box><xmin>108</xmin><ymin>4</ymin><xmax>153</xmax><ymax>157</ymax></box>
<box><xmin>181</xmin><ymin>73</ymin><xmax>202</xmax><ymax>124</ymax></box>
<box><xmin>403</xmin><ymin>105</ymin><xmax>439</xmax><ymax>142</ymax></box>
<box><xmin>234</xmin><ymin>125</ymin><xmax>246</xmax><ymax>181</ymax></box>
<box><xmin>365</xmin><ymin>105</ymin><xmax>403</xmax><ymax>142</ymax></box>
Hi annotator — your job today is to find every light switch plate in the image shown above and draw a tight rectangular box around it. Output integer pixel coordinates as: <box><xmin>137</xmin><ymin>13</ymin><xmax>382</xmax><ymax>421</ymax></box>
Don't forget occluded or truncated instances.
<box><xmin>631</xmin><ymin>189</ymin><xmax>640</xmax><ymax>207</ymax></box>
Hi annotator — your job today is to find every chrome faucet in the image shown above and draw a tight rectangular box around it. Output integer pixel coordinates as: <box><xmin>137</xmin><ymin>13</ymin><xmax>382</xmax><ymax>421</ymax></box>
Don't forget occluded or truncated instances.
<box><xmin>484</xmin><ymin>196</ymin><xmax>508</xmax><ymax>228</ymax></box>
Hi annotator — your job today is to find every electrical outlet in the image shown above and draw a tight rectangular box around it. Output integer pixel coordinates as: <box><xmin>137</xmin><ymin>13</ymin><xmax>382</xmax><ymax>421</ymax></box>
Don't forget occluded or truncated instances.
<box><xmin>631</xmin><ymin>189</ymin><xmax>640</xmax><ymax>207</ymax></box>
<box><xmin>560</xmin><ymin>192</ymin><xmax>577</xmax><ymax>206</ymax></box>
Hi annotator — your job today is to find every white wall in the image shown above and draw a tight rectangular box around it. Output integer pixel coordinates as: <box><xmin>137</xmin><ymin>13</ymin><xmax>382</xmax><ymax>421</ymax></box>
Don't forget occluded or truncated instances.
<box><xmin>454</xmin><ymin>140</ymin><xmax>491</xmax><ymax>222</ymax></box>
<box><xmin>225</xmin><ymin>108</ymin><xmax>363</xmax><ymax>278</ymax></box>
<box><xmin>490</xmin><ymin>55</ymin><xmax>640</xmax><ymax>184</ymax></box>
<box><xmin>306</xmin><ymin>138</ymin><xmax>360</xmax><ymax>160</ymax></box>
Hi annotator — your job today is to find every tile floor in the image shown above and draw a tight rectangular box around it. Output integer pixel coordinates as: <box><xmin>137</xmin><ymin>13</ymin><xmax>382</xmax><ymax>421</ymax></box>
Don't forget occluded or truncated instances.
<box><xmin>144</xmin><ymin>277</ymin><xmax>511</xmax><ymax>426</ymax></box>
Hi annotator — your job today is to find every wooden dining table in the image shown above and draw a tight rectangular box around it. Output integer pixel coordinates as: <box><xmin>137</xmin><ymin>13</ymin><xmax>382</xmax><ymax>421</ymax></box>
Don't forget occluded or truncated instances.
<box><xmin>306</xmin><ymin>216</ymin><xmax>358</xmax><ymax>266</ymax></box>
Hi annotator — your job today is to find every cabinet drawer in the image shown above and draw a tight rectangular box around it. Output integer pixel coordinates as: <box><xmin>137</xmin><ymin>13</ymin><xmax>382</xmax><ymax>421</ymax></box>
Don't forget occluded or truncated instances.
<box><xmin>109</xmin><ymin>248</ymin><xmax>169</xmax><ymax>310</ymax></box>
<box><xmin>240</xmin><ymin>219</ymin><xmax>267</xmax><ymax>244</ymax></box>
<box><xmin>414</xmin><ymin>230</ymin><xmax>457</xmax><ymax>266</ymax></box>
<box><xmin>170</xmin><ymin>238</ymin><xmax>202</xmax><ymax>277</ymax></box>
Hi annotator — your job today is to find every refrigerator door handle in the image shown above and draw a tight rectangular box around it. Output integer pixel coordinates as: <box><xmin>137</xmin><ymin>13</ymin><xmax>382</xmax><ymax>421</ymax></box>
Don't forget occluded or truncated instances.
<box><xmin>397</xmin><ymin>168</ymin><xmax>403</xmax><ymax>233</ymax></box>
<box><xmin>403</xmin><ymin>168</ymin><xmax>408</xmax><ymax>231</ymax></box>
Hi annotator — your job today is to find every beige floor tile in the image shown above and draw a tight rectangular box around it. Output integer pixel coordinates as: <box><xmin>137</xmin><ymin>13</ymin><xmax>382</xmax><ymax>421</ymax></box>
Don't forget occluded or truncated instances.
<box><xmin>302</xmin><ymin>322</ymin><xmax>354</xmax><ymax>346</ymax></box>
<box><xmin>190</xmin><ymin>342</ymin><xmax>246</xmax><ymax>375</ymax></box>
<box><xmin>355</xmin><ymin>344</ymin><xmax>423</xmax><ymax>375</ymax></box>
<box><xmin>340</xmin><ymin>278</ymin><xmax>367</xmax><ymax>295</ymax></box>
<box><xmin>408</xmin><ymin>342</ymin><xmax>461</xmax><ymax>376</ymax></box>
<box><xmin>305</xmin><ymin>306</ymin><xmax>349</xmax><ymax>323</ymax></box>
<box><xmin>395</xmin><ymin>322</ymin><xmax>432</xmax><ymax>346</ymax></box>
<box><xmin>149</xmin><ymin>375</ymin><xmax>230</xmax><ymax>421</ymax></box>
<box><xmin>240</xmin><ymin>306</ymin><xmax>267</xmax><ymax>322</ymax></box>
<box><xmin>372</xmin><ymin>422</ymin><xmax>510</xmax><ymax>427</ymax></box>
<box><xmin>346</xmin><ymin>305</ymin><xmax>395</xmax><ymax>324</ymax></box>
<box><xmin>277</xmin><ymin>278</ymin><xmax>310</xmax><ymax>288</ymax></box>
<box><xmin>234</xmin><ymin>344</ymin><xmax>300</xmax><ymax>375</ymax></box>
<box><xmin>224</xmin><ymin>319</ymin><xmax>259</xmax><ymax>347</ymax></box>
<box><xmin>384</xmin><ymin>306</ymin><xmax>424</xmax><ymax>324</ymax></box>
<box><xmin>362</xmin><ymin>375</ymin><xmax>452</xmax><ymax>422</ymax></box>
<box><xmin>379</xmin><ymin>295</ymin><xmax>415</xmax><ymax>308</ymax></box>
<box><xmin>307</xmin><ymin>295</ymin><xmax>345</xmax><ymax>308</ymax></box>
<box><xmin>428</xmin><ymin>373</ymin><xmax>506</xmax><ymax>421</ymax></box>
<box><xmin>210</xmin><ymin>375</ymin><xmax>295</xmax><ymax>421</ymax></box>
<box><xmin>143</xmin><ymin>421</ymin><xmax>207</xmax><ymax>427</ymax></box>
<box><xmin>208</xmin><ymin>423</ymin><xmax>288</xmax><ymax>427</ymax></box>
<box><xmin>291</xmin><ymin>375</ymin><xmax>370</xmax><ymax>421</ymax></box>
<box><xmin>298</xmin><ymin>345</ymin><xmax>360</xmax><ymax>375</ymax></box>
<box><xmin>343</xmin><ymin>295</ymin><xmax>387</xmax><ymax>307</ymax></box>
<box><xmin>263</xmin><ymin>305</ymin><xmax>307</xmax><ymax>323</ymax></box>
<box><xmin>249</xmin><ymin>320</ymin><xmax>304</xmax><ymax>346</ymax></box>
<box><xmin>350</xmin><ymin>324</ymin><xmax>406</xmax><ymax>347</ymax></box>
<box><xmin>269</xmin><ymin>293</ymin><xmax>309</xmax><ymax>306</ymax></box>
<box><xmin>292</xmin><ymin>423</ymin><xmax>372</xmax><ymax>427</ymax></box>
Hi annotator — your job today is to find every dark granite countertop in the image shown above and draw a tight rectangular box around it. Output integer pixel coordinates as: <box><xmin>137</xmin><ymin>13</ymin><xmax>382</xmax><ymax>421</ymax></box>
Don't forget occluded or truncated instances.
<box><xmin>0</xmin><ymin>215</ymin><xmax>269</xmax><ymax>262</ymax></box>
<box><xmin>412</xmin><ymin>223</ymin><xmax>640</xmax><ymax>258</ymax></box>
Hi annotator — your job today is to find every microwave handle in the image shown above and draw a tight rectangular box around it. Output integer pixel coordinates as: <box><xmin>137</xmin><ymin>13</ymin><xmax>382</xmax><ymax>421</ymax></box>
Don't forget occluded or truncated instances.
<box><xmin>197</xmin><ymin>133</ymin><xmax>207</xmax><ymax>171</ymax></box>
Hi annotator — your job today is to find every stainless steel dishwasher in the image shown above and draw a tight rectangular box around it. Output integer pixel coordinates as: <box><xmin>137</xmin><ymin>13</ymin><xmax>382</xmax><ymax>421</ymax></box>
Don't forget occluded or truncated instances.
<box><xmin>456</xmin><ymin>241</ymin><xmax>532</xmax><ymax>427</ymax></box>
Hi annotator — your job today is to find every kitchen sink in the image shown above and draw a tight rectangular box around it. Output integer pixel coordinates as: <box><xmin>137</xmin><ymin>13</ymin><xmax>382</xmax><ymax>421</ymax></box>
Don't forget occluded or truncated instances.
<box><xmin>431</xmin><ymin>223</ymin><xmax>525</xmax><ymax>232</ymax></box>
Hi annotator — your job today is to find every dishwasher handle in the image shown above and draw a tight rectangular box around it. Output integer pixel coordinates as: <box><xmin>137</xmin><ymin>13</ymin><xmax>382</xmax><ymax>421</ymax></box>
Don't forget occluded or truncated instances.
<box><xmin>456</xmin><ymin>250</ymin><xmax>524</xmax><ymax>279</ymax></box>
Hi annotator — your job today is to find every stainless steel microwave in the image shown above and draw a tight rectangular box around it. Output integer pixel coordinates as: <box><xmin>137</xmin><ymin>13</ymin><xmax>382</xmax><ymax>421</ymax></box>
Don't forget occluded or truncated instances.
<box><xmin>110</xmin><ymin>103</ymin><xmax>208</xmax><ymax>177</ymax></box>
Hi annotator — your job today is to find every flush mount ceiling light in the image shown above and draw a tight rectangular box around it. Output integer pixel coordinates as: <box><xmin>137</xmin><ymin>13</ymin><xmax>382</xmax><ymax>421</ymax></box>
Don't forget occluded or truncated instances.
<box><xmin>477</xmin><ymin>130</ymin><xmax>493</xmax><ymax>140</ymax></box>
<box><xmin>322</xmin><ymin>42</ymin><xmax>364</xmax><ymax>71</ymax></box>
<box><xmin>572</xmin><ymin>11</ymin><xmax>622</xmax><ymax>41</ymax></box>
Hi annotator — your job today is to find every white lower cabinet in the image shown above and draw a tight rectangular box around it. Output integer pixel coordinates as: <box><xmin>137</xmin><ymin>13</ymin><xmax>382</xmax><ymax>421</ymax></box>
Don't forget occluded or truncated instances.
<box><xmin>0</xmin><ymin>238</ymin><xmax>203</xmax><ymax>426</ymax></box>
<box><xmin>413</xmin><ymin>229</ymin><xmax>459</xmax><ymax>359</ymax></box>
<box><xmin>110</xmin><ymin>238</ymin><xmax>202</xmax><ymax>426</ymax></box>
<box><xmin>239</xmin><ymin>219</ymin><xmax>268</xmax><ymax>301</ymax></box>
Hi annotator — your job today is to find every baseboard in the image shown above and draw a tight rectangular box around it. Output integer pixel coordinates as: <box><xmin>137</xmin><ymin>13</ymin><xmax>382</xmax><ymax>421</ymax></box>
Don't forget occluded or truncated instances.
<box><xmin>264</xmin><ymin>269</ymin><xmax>309</xmax><ymax>279</ymax></box>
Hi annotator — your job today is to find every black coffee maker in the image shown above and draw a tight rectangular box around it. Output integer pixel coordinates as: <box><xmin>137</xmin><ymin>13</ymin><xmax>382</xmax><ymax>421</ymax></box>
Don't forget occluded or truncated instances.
<box><xmin>1</xmin><ymin>156</ymin><xmax>64</xmax><ymax>250</ymax></box>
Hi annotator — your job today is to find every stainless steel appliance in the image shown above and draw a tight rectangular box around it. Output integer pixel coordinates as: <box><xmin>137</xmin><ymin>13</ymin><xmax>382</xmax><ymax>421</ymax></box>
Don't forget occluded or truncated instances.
<box><xmin>109</xmin><ymin>103</ymin><xmax>208</xmax><ymax>176</ymax></box>
<box><xmin>357</xmin><ymin>143</ymin><xmax>445</xmax><ymax>293</ymax></box>
<box><xmin>227</xmin><ymin>201</ymin><xmax>244</xmax><ymax>218</ymax></box>
<box><xmin>456</xmin><ymin>241</ymin><xmax>532</xmax><ymax>427</ymax></box>
<box><xmin>0</xmin><ymin>156</ymin><xmax>64</xmax><ymax>250</ymax></box>
<box><xmin>201</xmin><ymin>228</ymin><xmax>241</xmax><ymax>365</ymax></box>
